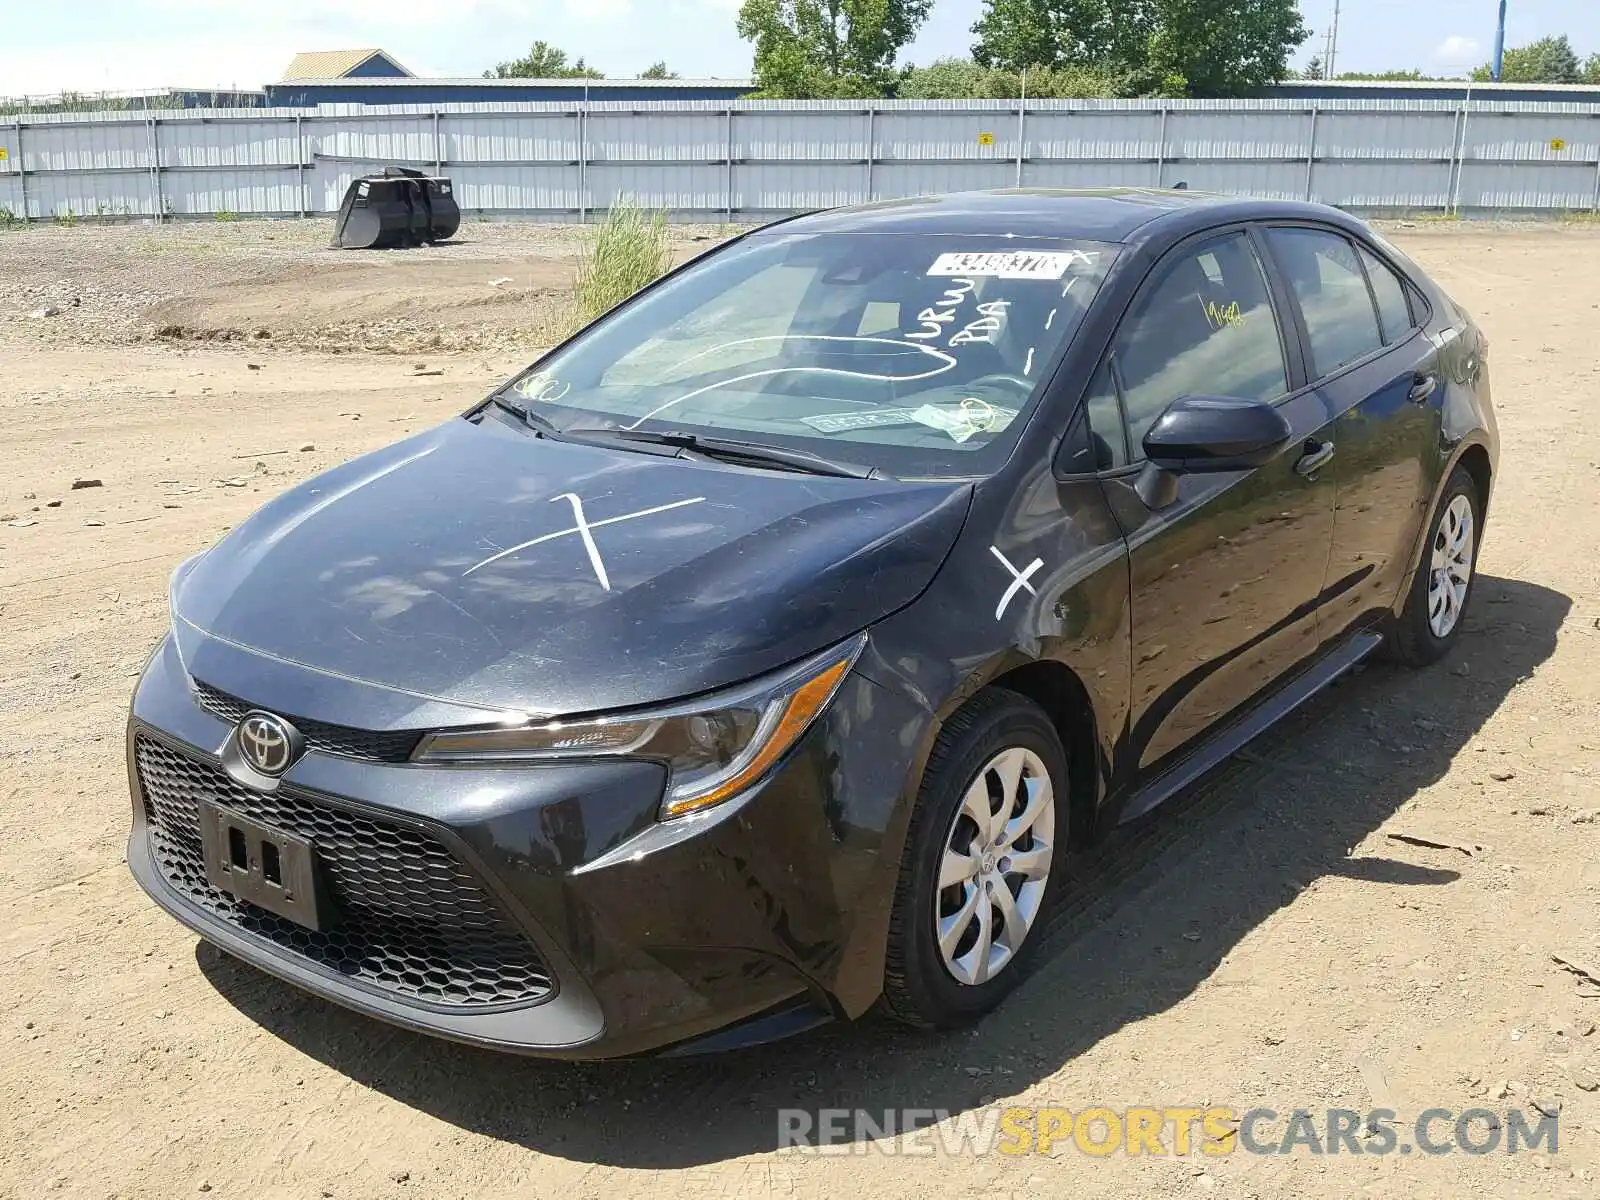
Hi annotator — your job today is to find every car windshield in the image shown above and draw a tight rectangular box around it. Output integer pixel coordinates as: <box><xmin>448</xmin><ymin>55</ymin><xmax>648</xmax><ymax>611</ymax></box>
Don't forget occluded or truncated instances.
<box><xmin>494</xmin><ymin>230</ymin><xmax>1119</xmax><ymax>478</ymax></box>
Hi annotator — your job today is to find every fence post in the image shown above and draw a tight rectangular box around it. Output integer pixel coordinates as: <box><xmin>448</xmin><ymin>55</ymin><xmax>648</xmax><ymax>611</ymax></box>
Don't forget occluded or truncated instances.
<box><xmin>1015</xmin><ymin>100</ymin><xmax>1026</xmax><ymax>187</ymax></box>
<box><xmin>1448</xmin><ymin>100</ymin><xmax>1471</xmax><ymax>215</ymax></box>
<box><xmin>1303</xmin><ymin>107</ymin><xmax>1319</xmax><ymax>201</ymax></box>
<box><xmin>578</xmin><ymin>105</ymin><xmax>588</xmax><ymax>223</ymax></box>
<box><xmin>1155</xmin><ymin>106</ymin><xmax>1168</xmax><ymax>186</ymax></box>
<box><xmin>725</xmin><ymin>107</ymin><xmax>735</xmax><ymax>221</ymax></box>
<box><xmin>148</xmin><ymin>116</ymin><xmax>163</xmax><ymax>222</ymax></box>
<box><xmin>14</xmin><ymin>119</ymin><xmax>27</xmax><ymax>222</ymax></box>
<box><xmin>865</xmin><ymin>104</ymin><xmax>876</xmax><ymax>203</ymax></box>
<box><xmin>433</xmin><ymin>110</ymin><xmax>442</xmax><ymax>175</ymax></box>
<box><xmin>1591</xmin><ymin>118</ymin><xmax>1600</xmax><ymax>212</ymax></box>
<box><xmin>294</xmin><ymin>113</ymin><xmax>305</xmax><ymax>216</ymax></box>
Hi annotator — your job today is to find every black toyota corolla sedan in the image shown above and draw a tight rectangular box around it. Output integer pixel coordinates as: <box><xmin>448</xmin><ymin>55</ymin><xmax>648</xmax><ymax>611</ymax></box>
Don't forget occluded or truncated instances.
<box><xmin>128</xmin><ymin>189</ymin><xmax>1497</xmax><ymax>1058</ymax></box>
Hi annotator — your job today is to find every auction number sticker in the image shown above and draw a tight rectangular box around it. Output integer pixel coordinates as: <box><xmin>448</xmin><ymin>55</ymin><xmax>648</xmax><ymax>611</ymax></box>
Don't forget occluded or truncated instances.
<box><xmin>928</xmin><ymin>251</ymin><xmax>1083</xmax><ymax>280</ymax></box>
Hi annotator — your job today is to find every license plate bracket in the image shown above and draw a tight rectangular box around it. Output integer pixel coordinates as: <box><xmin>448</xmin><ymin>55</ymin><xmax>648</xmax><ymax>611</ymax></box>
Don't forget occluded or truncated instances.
<box><xmin>198</xmin><ymin>800</ymin><xmax>325</xmax><ymax>930</ymax></box>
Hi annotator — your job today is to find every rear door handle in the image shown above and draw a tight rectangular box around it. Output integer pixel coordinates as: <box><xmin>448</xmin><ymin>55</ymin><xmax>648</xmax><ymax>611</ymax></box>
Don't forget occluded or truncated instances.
<box><xmin>1295</xmin><ymin>439</ymin><xmax>1335</xmax><ymax>479</ymax></box>
<box><xmin>1409</xmin><ymin>374</ymin><xmax>1439</xmax><ymax>404</ymax></box>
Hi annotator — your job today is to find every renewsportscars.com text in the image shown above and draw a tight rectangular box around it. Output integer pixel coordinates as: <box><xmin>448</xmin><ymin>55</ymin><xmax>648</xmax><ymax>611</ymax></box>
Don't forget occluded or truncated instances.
<box><xmin>777</xmin><ymin>1106</ymin><xmax>1558</xmax><ymax>1158</ymax></box>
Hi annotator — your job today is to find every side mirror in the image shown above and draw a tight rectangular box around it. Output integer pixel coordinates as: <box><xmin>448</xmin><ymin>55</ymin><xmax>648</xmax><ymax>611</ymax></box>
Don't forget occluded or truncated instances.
<box><xmin>1141</xmin><ymin>395</ymin><xmax>1293</xmax><ymax>474</ymax></box>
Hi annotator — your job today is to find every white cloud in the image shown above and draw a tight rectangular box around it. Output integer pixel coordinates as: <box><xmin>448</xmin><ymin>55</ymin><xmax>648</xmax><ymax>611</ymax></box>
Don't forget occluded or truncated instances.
<box><xmin>1434</xmin><ymin>35</ymin><xmax>1482</xmax><ymax>69</ymax></box>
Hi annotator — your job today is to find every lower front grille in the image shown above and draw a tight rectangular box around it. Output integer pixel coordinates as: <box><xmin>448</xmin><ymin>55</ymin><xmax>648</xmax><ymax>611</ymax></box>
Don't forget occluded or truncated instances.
<box><xmin>134</xmin><ymin>732</ymin><xmax>553</xmax><ymax>1008</ymax></box>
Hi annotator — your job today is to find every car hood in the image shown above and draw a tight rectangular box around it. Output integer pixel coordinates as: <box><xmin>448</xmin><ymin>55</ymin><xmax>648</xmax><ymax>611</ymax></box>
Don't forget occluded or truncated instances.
<box><xmin>171</xmin><ymin>416</ymin><xmax>971</xmax><ymax>724</ymax></box>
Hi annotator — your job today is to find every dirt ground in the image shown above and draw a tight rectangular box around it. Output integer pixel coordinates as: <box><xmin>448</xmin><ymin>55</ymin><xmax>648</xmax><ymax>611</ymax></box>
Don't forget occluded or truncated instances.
<box><xmin>1</xmin><ymin>219</ymin><xmax>1598</xmax><ymax>1200</ymax></box>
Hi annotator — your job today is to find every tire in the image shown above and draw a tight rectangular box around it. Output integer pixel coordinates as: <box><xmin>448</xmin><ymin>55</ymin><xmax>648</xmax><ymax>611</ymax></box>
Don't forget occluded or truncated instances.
<box><xmin>1386</xmin><ymin>465</ymin><xmax>1482</xmax><ymax>667</ymax></box>
<box><xmin>882</xmin><ymin>687</ymin><xmax>1068</xmax><ymax>1029</ymax></box>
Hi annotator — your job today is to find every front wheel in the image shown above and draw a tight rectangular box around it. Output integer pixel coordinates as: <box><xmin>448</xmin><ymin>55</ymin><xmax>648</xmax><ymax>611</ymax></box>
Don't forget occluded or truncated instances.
<box><xmin>1386</xmin><ymin>465</ymin><xmax>1482</xmax><ymax>666</ymax></box>
<box><xmin>882</xmin><ymin>688</ymin><xmax>1067</xmax><ymax>1029</ymax></box>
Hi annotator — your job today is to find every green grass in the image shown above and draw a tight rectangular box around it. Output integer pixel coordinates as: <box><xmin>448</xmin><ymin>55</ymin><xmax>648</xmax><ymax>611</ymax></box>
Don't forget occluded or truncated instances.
<box><xmin>215</xmin><ymin>209</ymin><xmax>240</xmax><ymax>222</ymax></box>
<box><xmin>53</xmin><ymin>206</ymin><xmax>77</xmax><ymax>228</ymax></box>
<box><xmin>574</xmin><ymin>198</ymin><xmax>672</xmax><ymax>324</ymax></box>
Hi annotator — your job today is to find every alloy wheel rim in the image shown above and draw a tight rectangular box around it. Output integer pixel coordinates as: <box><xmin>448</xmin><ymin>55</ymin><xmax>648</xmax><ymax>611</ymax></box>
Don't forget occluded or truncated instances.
<box><xmin>935</xmin><ymin>747</ymin><xmax>1056</xmax><ymax>986</ymax></box>
<box><xmin>1428</xmin><ymin>494</ymin><xmax>1475</xmax><ymax>639</ymax></box>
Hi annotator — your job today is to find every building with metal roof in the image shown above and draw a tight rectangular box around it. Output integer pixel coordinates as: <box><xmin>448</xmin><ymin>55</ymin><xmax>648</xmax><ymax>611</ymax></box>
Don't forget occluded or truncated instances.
<box><xmin>280</xmin><ymin>49</ymin><xmax>414</xmax><ymax>82</ymax></box>
<box><xmin>1263</xmin><ymin>78</ymin><xmax>1600</xmax><ymax>104</ymax></box>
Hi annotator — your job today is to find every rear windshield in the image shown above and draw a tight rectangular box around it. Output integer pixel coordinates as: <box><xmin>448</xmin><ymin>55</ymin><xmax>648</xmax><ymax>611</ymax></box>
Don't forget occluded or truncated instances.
<box><xmin>496</xmin><ymin>230</ymin><xmax>1118</xmax><ymax>478</ymax></box>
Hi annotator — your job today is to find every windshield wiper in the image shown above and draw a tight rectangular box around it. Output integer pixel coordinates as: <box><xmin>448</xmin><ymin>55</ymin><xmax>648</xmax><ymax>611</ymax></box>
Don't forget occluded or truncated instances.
<box><xmin>565</xmin><ymin>428</ymin><xmax>881</xmax><ymax>479</ymax></box>
<box><xmin>489</xmin><ymin>393</ymin><xmax>567</xmax><ymax>437</ymax></box>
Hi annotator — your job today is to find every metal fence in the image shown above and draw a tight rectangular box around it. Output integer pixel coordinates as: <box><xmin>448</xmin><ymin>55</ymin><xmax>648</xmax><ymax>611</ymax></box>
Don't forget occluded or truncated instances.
<box><xmin>3</xmin><ymin>96</ymin><xmax>1599</xmax><ymax>223</ymax></box>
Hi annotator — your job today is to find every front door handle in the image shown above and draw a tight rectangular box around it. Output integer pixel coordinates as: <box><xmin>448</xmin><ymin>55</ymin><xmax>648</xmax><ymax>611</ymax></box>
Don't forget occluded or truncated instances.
<box><xmin>1295</xmin><ymin>439</ymin><xmax>1335</xmax><ymax>479</ymax></box>
<box><xmin>1409</xmin><ymin>373</ymin><xmax>1439</xmax><ymax>404</ymax></box>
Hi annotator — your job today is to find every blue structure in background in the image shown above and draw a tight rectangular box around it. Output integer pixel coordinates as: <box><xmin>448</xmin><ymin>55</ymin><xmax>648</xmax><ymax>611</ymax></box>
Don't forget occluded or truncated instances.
<box><xmin>1265</xmin><ymin>79</ymin><xmax>1600</xmax><ymax>103</ymax></box>
<box><xmin>1493</xmin><ymin>0</ymin><xmax>1508</xmax><ymax>82</ymax></box>
<box><xmin>264</xmin><ymin>78</ymin><xmax>756</xmax><ymax>106</ymax></box>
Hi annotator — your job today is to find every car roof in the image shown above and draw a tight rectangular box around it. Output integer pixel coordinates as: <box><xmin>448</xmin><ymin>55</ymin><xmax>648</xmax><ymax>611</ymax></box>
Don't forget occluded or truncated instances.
<box><xmin>767</xmin><ymin>188</ymin><xmax>1355</xmax><ymax>244</ymax></box>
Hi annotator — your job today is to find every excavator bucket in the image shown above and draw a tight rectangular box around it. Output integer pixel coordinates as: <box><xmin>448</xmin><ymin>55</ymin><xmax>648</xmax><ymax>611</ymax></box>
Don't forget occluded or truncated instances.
<box><xmin>331</xmin><ymin>168</ymin><xmax>461</xmax><ymax>250</ymax></box>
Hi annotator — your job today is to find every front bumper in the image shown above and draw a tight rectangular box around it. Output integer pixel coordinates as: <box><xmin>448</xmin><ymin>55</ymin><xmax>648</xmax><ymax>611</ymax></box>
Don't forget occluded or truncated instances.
<box><xmin>126</xmin><ymin>635</ymin><xmax>930</xmax><ymax>1058</ymax></box>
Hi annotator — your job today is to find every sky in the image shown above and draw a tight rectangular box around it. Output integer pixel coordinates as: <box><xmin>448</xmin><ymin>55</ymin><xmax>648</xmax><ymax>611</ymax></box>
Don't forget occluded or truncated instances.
<box><xmin>5</xmin><ymin>0</ymin><xmax>1600</xmax><ymax>96</ymax></box>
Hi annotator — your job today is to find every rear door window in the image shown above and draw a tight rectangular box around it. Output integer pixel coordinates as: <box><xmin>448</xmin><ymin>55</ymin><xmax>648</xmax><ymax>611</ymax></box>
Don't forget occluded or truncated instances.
<box><xmin>1264</xmin><ymin>227</ymin><xmax>1385</xmax><ymax>378</ymax></box>
<box><xmin>1359</xmin><ymin>246</ymin><xmax>1417</xmax><ymax>345</ymax></box>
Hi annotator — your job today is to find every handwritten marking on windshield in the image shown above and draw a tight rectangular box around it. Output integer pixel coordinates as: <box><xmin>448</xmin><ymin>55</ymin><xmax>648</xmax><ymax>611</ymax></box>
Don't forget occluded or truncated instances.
<box><xmin>991</xmin><ymin>546</ymin><xmax>1044</xmax><ymax>620</ymax></box>
<box><xmin>462</xmin><ymin>495</ymin><xmax>706</xmax><ymax>584</ymax></box>
<box><xmin>624</xmin><ymin>336</ymin><xmax>959</xmax><ymax>430</ymax></box>
<box><xmin>949</xmin><ymin>300</ymin><xmax>1011</xmax><ymax>347</ymax></box>
<box><xmin>907</xmin><ymin>279</ymin><xmax>976</xmax><ymax>341</ymax></box>
<box><xmin>512</xmin><ymin>371</ymin><xmax>571</xmax><ymax>403</ymax></box>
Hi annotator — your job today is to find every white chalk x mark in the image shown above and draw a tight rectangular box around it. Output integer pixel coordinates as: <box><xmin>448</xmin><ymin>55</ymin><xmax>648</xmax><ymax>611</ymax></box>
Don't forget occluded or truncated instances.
<box><xmin>463</xmin><ymin>495</ymin><xmax>706</xmax><ymax>584</ymax></box>
<box><xmin>991</xmin><ymin>545</ymin><xmax>1044</xmax><ymax>620</ymax></box>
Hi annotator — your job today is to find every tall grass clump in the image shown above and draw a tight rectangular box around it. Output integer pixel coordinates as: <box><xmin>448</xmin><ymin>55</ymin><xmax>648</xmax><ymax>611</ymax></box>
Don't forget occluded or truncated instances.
<box><xmin>574</xmin><ymin>198</ymin><xmax>671</xmax><ymax>324</ymax></box>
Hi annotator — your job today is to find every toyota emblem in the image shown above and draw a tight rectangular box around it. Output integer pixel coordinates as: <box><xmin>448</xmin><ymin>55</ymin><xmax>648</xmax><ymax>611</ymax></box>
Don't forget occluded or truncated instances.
<box><xmin>236</xmin><ymin>712</ymin><xmax>301</xmax><ymax>776</ymax></box>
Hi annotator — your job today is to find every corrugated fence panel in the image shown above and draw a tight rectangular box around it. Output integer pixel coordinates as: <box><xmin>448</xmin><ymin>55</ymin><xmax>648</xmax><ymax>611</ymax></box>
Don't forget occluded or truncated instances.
<box><xmin>1313</xmin><ymin>160</ymin><xmax>1454</xmax><ymax>209</ymax></box>
<box><xmin>1467</xmin><ymin>111</ymin><xmax>1600</xmax><ymax>162</ymax></box>
<box><xmin>1458</xmin><ymin>163</ymin><xmax>1598</xmax><ymax>209</ymax></box>
<box><xmin>1029</xmin><ymin>109</ymin><xmax>1165</xmax><ymax>161</ymax></box>
<box><xmin>169</xmin><ymin>168</ymin><xmax>302</xmax><ymax>215</ymax></box>
<box><xmin>161</xmin><ymin>117</ymin><xmax>300</xmax><ymax>168</ymax></box>
<box><xmin>314</xmin><ymin>116</ymin><xmax>436</xmax><ymax>168</ymax></box>
<box><xmin>586</xmin><ymin>162</ymin><xmax>725</xmax><ymax>211</ymax></box>
<box><xmin>587</xmin><ymin>110</ymin><xmax>724</xmax><ymax>162</ymax></box>
<box><xmin>31</xmin><ymin>171</ymin><xmax>156</xmax><ymax>218</ymax></box>
<box><xmin>8</xmin><ymin>99</ymin><xmax>1600</xmax><ymax>219</ymax></box>
<box><xmin>26</xmin><ymin>119</ymin><xmax>151</xmax><ymax>171</ymax></box>
<box><xmin>736</xmin><ymin>109</ymin><xmax>869</xmax><ymax>161</ymax></box>
<box><xmin>0</xmin><ymin>124</ymin><xmax>21</xmax><ymax>218</ymax></box>
<box><xmin>444</xmin><ymin>112</ymin><xmax>579</xmax><ymax>166</ymax></box>
<box><xmin>1315</xmin><ymin>109</ymin><xmax>1459</xmax><ymax>160</ymax></box>
<box><xmin>877</xmin><ymin>108</ymin><xmax>1021</xmax><ymax>161</ymax></box>
<box><xmin>452</xmin><ymin>165</ymin><xmax>581</xmax><ymax>213</ymax></box>
<box><xmin>1168</xmin><ymin>109</ymin><xmax>1312</xmax><ymax>162</ymax></box>
<box><xmin>735</xmin><ymin>162</ymin><xmax>864</xmax><ymax>211</ymax></box>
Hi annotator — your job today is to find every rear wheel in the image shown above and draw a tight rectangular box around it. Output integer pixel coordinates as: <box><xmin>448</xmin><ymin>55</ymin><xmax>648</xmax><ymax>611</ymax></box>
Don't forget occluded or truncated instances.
<box><xmin>1386</xmin><ymin>466</ymin><xmax>1481</xmax><ymax>666</ymax></box>
<box><xmin>882</xmin><ymin>688</ymin><xmax>1067</xmax><ymax>1029</ymax></box>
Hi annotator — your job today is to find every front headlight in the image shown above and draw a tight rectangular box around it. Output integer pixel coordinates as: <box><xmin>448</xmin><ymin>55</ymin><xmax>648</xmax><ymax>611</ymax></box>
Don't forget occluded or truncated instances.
<box><xmin>413</xmin><ymin>635</ymin><xmax>865</xmax><ymax>819</ymax></box>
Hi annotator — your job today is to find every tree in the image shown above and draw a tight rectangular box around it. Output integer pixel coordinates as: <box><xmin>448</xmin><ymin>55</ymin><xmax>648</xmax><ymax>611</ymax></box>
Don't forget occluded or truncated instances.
<box><xmin>736</xmin><ymin>0</ymin><xmax>935</xmax><ymax>98</ymax></box>
<box><xmin>1585</xmin><ymin>53</ymin><xmax>1600</xmax><ymax>84</ymax></box>
<box><xmin>971</xmin><ymin>0</ymin><xmax>1147</xmax><ymax>72</ymax></box>
<box><xmin>1300</xmin><ymin>55</ymin><xmax>1324</xmax><ymax>80</ymax></box>
<box><xmin>640</xmin><ymin>62</ymin><xmax>679</xmax><ymax>79</ymax></box>
<box><xmin>1145</xmin><ymin>0</ymin><xmax>1310</xmax><ymax>98</ymax></box>
<box><xmin>968</xmin><ymin>0</ymin><xmax>1307</xmax><ymax>97</ymax></box>
<box><xmin>899</xmin><ymin>56</ymin><xmax>1124</xmax><ymax>98</ymax></box>
<box><xmin>1336</xmin><ymin>69</ymin><xmax>1432</xmax><ymax>81</ymax></box>
<box><xmin>1471</xmin><ymin>35</ymin><xmax>1582</xmax><ymax>83</ymax></box>
<box><xmin>485</xmin><ymin>40</ymin><xmax>604</xmax><ymax>79</ymax></box>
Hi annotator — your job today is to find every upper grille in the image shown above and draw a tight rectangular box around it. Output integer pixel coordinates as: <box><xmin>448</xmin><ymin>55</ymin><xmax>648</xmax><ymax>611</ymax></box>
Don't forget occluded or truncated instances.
<box><xmin>192</xmin><ymin>680</ymin><xmax>422</xmax><ymax>763</ymax></box>
<box><xmin>135</xmin><ymin>732</ymin><xmax>553</xmax><ymax>1008</ymax></box>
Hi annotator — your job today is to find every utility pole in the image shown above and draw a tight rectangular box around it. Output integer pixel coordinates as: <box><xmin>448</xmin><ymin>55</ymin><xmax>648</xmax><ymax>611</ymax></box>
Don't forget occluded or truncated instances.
<box><xmin>1492</xmin><ymin>0</ymin><xmax>1508</xmax><ymax>81</ymax></box>
<box><xmin>1324</xmin><ymin>0</ymin><xmax>1343</xmax><ymax>79</ymax></box>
